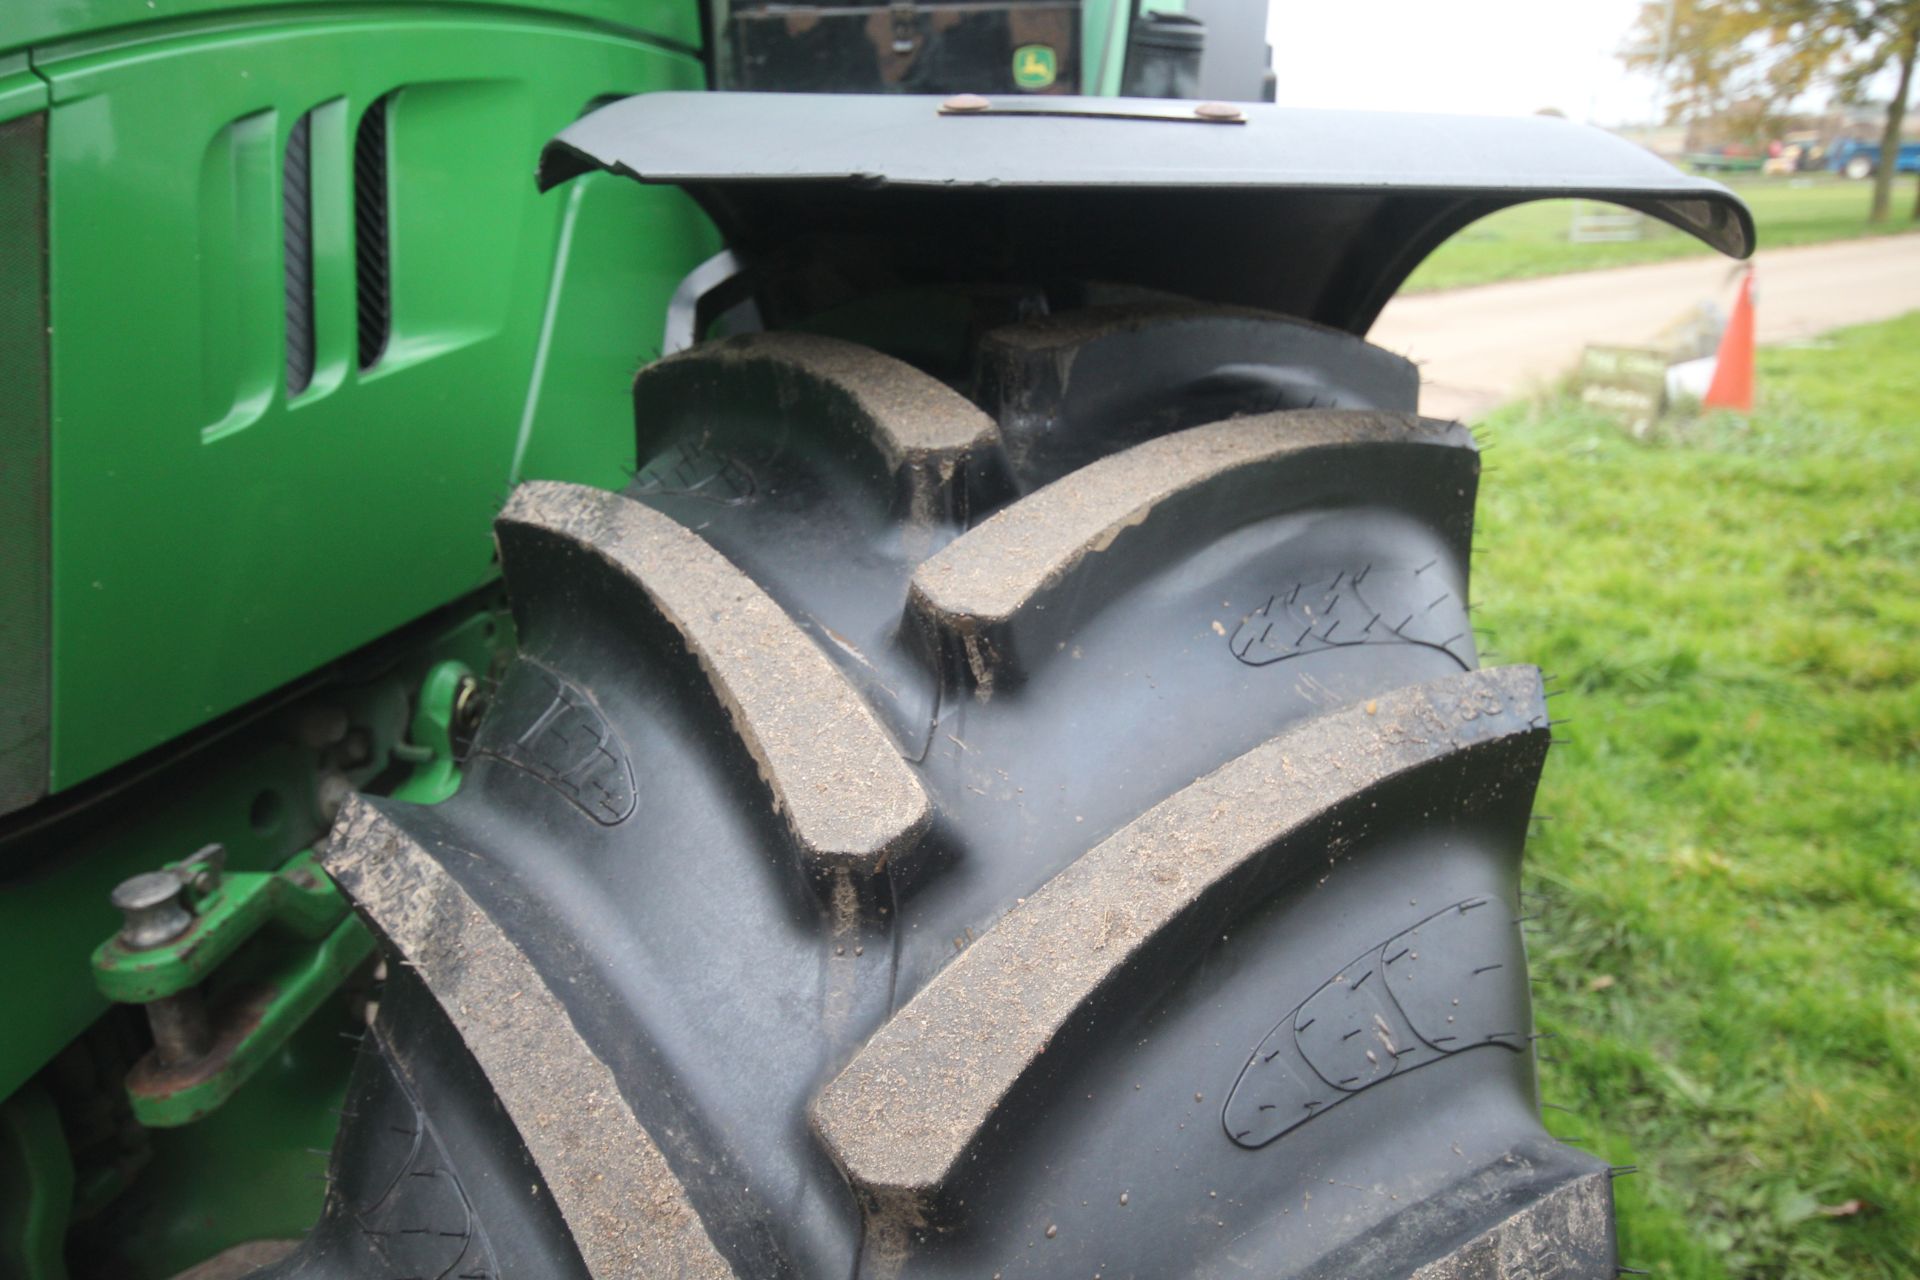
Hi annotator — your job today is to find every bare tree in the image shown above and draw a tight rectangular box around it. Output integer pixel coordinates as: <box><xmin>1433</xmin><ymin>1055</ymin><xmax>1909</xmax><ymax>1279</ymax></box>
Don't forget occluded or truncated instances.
<box><xmin>1626</xmin><ymin>0</ymin><xmax>1920</xmax><ymax>221</ymax></box>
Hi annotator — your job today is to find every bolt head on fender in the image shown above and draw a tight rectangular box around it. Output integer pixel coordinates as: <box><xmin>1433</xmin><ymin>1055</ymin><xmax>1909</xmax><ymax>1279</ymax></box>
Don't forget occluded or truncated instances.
<box><xmin>1193</xmin><ymin>100</ymin><xmax>1245</xmax><ymax>122</ymax></box>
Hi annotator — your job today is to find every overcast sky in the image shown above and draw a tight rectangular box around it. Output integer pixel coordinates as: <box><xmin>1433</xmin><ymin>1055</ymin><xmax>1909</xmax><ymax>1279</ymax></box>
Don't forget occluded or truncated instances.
<box><xmin>1264</xmin><ymin>0</ymin><xmax>1671</xmax><ymax>124</ymax></box>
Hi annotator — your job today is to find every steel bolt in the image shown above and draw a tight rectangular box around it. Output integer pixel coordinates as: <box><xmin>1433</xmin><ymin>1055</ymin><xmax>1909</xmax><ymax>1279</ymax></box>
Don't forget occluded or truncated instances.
<box><xmin>316</xmin><ymin>771</ymin><xmax>354</xmax><ymax>822</ymax></box>
<box><xmin>296</xmin><ymin>705</ymin><xmax>351</xmax><ymax>750</ymax></box>
<box><xmin>1193</xmin><ymin>101</ymin><xmax>1245</xmax><ymax>123</ymax></box>
<box><xmin>110</xmin><ymin>871</ymin><xmax>194</xmax><ymax>950</ymax></box>
<box><xmin>146</xmin><ymin>990</ymin><xmax>213</xmax><ymax>1066</ymax></box>
<box><xmin>941</xmin><ymin>93</ymin><xmax>991</xmax><ymax>114</ymax></box>
<box><xmin>338</xmin><ymin>727</ymin><xmax>373</xmax><ymax>768</ymax></box>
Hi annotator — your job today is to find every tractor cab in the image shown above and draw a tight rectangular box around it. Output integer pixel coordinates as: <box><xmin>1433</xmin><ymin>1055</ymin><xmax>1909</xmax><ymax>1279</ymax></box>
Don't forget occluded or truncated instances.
<box><xmin>715</xmin><ymin>0</ymin><xmax>1274</xmax><ymax>100</ymax></box>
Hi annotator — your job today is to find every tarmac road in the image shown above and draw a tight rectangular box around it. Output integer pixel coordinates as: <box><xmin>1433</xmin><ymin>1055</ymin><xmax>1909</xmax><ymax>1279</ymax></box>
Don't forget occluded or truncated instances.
<box><xmin>1369</xmin><ymin>232</ymin><xmax>1920</xmax><ymax>421</ymax></box>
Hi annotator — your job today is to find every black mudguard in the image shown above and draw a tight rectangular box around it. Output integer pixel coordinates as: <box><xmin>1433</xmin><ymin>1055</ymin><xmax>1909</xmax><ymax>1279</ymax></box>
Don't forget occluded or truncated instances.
<box><xmin>538</xmin><ymin>92</ymin><xmax>1753</xmax><ymax>335</ymax></box>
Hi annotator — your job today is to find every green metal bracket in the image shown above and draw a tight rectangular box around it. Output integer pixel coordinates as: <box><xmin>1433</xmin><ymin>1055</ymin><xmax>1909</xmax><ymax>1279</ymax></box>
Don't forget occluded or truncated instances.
<box><xmin>90</xmin><ymin>850</ymin><xmax>373</xmax><ymax>1128</ymax></box>
<box><xmin>390</xmin><ymin>659</ymin><xmax>475</xmax><ymax>805</ymax></box>
<box><xmin>120</xmin><ymin>917</ymin><xmax>371</xmax><ymax>1128</ymax></box>
<box><xmin>78</xmin><ymin>656</ymin><xmax>484</xmax><ymax>1132</ymax></box>
<box><xmin>93</xmin><ymin>850</ymin><xmax>347</xmax><ymax>1004</ymax></box>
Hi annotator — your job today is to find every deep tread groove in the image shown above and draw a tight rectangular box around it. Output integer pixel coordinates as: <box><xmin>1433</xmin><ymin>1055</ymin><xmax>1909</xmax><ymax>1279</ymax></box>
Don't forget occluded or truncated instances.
<box><xmin>813</xmin><ymin>665</ymin><xmax>1546</xmax><ymax>1204</ymax></box>
<box><xmin>498</xmin><ymin>480</ymin><xmax>931</xmax><ymax>876</ymax></box>
<box><xmin>633</xmin><ymin>332</ymin><xmax>1000</xmax><ymax>518</ymax></box>
<box><xmin>910</xmin><ymin>410</ymin><xmax>1476</xmax><ymax>678</ymax></box>
<box><xmin>974</xmin><ymin>300</ymin><xmax>1419</xmax><ymax>487</ymax></box>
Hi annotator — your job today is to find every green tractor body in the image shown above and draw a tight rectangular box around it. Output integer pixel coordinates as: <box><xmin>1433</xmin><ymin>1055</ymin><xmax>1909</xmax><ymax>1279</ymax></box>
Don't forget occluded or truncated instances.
<box><xmin>0</xmin><ymin>1</ymin><xmax>1751</xmax><ymax>1275</ymax></box>
<box><xmin>4</xmin><ymin>13</ymin><xmax>714</xmax><ymax>1267</ymax></box>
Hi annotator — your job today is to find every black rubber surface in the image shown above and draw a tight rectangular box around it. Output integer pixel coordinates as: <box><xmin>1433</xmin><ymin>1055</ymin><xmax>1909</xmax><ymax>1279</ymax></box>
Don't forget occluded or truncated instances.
<box><xmin>272</xmin><ymin>973</ymin><xmax>590</xmax><ymax>1280</ymax></box>
<box><xmin>276</xmin><ymin>302</ymin><xmax>1610</xmax><ymax>1278</ymax></box>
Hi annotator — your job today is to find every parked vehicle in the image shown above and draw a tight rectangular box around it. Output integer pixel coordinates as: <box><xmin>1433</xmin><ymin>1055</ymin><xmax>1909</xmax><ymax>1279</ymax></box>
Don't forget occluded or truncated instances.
<box><xmin>1684</xmin><ymin>144</ymin><xmax>1764</xmax><ymax>173</ymax></box>
<box><xmin>1763</xmin><ymin>130</ymin><xmax>1826</xmax><ymax>175</ymax></box>
<box><xmin>0</xmin><ymin>1</ymin><xmax>1753</xmax><ymax>1276</ymax></box>
<box><xmin>1828</xmin><ymin>135</ymin><xmax>1920</xmax><ymax>179</ymax></box>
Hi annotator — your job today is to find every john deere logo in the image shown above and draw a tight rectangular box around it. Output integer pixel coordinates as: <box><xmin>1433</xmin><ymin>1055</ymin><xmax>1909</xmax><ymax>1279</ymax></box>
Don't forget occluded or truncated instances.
<box><xmin>1013</xmin><ymin>44</ymin><xmax>1057</xmax><ymax>90</ymax></box>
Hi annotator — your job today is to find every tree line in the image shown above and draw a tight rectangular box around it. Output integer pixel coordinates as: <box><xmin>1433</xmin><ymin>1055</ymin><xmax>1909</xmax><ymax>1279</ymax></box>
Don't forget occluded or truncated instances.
<box><xmin>1627</xmin><ymin>0</ymin><xmax>1920</xmax><ymax>220</ymax></box>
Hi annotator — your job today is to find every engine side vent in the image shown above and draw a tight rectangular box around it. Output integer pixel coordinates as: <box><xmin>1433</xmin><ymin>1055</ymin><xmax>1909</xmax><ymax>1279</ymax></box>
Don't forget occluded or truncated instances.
<box><xmin>353</xmin><ymin>93</ymin><xmax>392</xmax><ymax>370</ymax></box>
<box><xmin>283</xmin><ymin>109</ymin><xmax>316</xmax><ymax>394</ymax></box>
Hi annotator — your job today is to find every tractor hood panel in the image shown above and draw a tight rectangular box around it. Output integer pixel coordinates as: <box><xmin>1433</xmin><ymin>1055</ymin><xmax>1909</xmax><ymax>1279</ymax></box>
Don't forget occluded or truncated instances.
<box><xmin>540</xmin><ymin>92</ymin><xmax>1754</xmax><ymax>335</ymax></box>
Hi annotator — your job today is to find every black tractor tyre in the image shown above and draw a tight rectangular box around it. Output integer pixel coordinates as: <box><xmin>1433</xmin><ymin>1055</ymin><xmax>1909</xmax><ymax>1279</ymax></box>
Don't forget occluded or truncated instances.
<box><xmin>269</xmin><ymin>303</ymin><xmax>1612</xmax><ymax>1279</ymax></box>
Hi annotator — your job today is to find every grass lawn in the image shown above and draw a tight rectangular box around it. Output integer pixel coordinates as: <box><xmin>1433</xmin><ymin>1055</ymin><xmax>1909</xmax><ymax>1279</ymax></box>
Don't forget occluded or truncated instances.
<box><xmin>1404</xmin><ymin>174</ymin><xmax>1920</xmax><ymax>293</ymax></box>
<box><xmin>1473</xmin><ymin>312</ymin><xmax>1920</xmax><ymax>1276</ymax></box>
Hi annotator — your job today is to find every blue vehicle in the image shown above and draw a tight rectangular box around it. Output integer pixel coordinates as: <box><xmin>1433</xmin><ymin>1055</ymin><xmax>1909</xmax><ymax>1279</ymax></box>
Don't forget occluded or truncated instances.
<box><xmin>1828</xmin><ymin>136</ymin><xmax>1920</xmax><ymax>179</ymax></box>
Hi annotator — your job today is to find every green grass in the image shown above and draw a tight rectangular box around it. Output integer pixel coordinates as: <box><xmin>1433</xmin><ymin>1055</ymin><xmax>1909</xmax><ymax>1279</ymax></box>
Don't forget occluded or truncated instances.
<box><xmin>1404</xmin><ymin>175</ymin><xmax>1920</xmax><ymax>293</ymax></box>
<box><xmin>1474</xmin><ymin>312</ymin><xmax>1920</xmax><ymax>1277</ymax></box>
